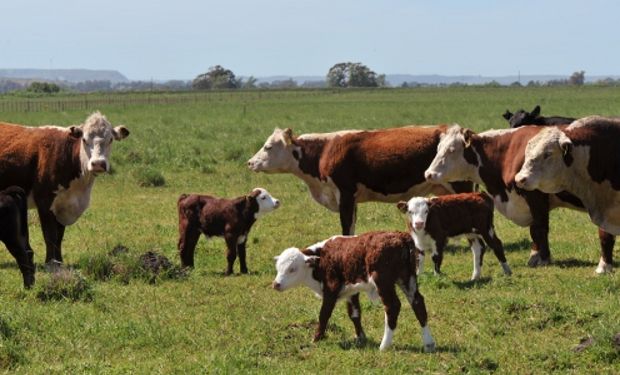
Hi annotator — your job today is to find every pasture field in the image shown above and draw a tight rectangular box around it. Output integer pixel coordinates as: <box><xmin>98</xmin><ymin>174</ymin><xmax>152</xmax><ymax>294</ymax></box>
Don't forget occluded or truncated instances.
<box><xmin>0</xmin><ymin>87</ymin><xmax>619</xmax><ymax>374</ymax></box>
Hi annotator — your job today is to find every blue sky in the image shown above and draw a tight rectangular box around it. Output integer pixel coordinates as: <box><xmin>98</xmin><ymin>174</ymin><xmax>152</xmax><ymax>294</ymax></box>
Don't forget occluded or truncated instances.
<box><xmin>1</xmin><ymin>0</ymin><xmax>618</xmax><ymax>80</ymax></box>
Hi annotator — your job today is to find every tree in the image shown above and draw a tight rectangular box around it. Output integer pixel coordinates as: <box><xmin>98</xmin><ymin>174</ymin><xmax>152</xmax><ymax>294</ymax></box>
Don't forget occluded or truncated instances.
<box><xmin>240</xmin><ymin>76</ymin><xmax>258</xmax><ymax>89</ymax></box>
<box><xmin>569</xmin><ymin>70</ymin><xmax>585</xmax><ymax>85</ymax></box>
<box><xmin>326</xmin><ymin>62</ymin><xmax>378</xmax><ymax>88</ymax></box>
<box><xmin>27</xmin><ymin>81</ymin><xmax>60</xmax><ymax>94</ymax></box>
<box><xmin>192</xmin><ymin>65</ymin><xmax>238</xmax><ymax>90</ymax></box>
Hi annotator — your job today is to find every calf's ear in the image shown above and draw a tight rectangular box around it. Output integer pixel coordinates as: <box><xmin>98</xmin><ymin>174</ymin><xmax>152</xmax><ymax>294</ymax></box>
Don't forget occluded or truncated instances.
<box><xmin>502</xmin><ymin>110</ymin><xmax>513</xmax><ymax>120</ymax></box>
<box><xmin>531</xmin><ymin>105</ymin><xmax>541</xmax><ymax>117</ymax></box>
<box><xmin>69</xmin><ymin>126</ymin><xmax>83</xmax><ymax>139</ymax></box>
<box><xmin>396</xmin><ymin>201</ymin><xmax>408</xmax><ymax>213</ymax></box>
<box><xmin>273</xmin><ymin>256</ymin><xmax>280</xmax><ymax>263</ymax></box>
<box><xmin>462</xmin><ymin>128</ymin><xmax>474</xmax><ymax>148</ymax></box>
<box><xmin>113</xmin><ymin>125</ymin><xmax>130</xmax><ymax>140</ymax></box>
<box><xmin>283</xmin><ymin>128</ymin><xmax>293</xmax><ymax>145</ymax></box>
<box><xmin>304</xmin><ymin>255</ymin><xmax>320</xmax><ymax>268</ymax></box>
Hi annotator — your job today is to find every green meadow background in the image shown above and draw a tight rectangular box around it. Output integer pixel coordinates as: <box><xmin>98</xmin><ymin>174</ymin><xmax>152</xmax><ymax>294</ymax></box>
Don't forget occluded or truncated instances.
<box><xmin>0</xmin><ymin>87</ymin><xmax>618</xmax><ymax>373</ymax></box>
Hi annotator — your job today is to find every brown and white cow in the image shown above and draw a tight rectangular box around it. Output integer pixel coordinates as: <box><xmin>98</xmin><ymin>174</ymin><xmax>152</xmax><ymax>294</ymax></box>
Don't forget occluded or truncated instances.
<box><xmin>177</xmin><ymin>188</ymin><xmax>280</xmax><ymax>274</ymax></box>
<box><xmin>424</xmin><ymin>125</ymin><xmax>614</xmax><ymax>273</ymax></box>
<box><xmin>272</xmin><ymin>231</ymin><xmax>435</xmax><ymax>352</ymax></box>
<box><xmin>0</xmin><ymin>186</ymin><xmax>35</xmax><ymax>288</ymax></box>
<box><xmin>0</xmin><ymin>112</ymin><xmax>130</xmax><ymax>264</ymax></box>
<box><xmin>516</xmin><ymin>116</ymin><xmax>620</xmax><ymax>271</ymax></box>
<box><xmin>248</xmin><ymin>126</ymin><xmax>473</xmax><ymax>235</ymax></box>
<box><xmin>397</xmin><ymin>193</ymin><xmax>512</xmax><ymax>280</ymax></box>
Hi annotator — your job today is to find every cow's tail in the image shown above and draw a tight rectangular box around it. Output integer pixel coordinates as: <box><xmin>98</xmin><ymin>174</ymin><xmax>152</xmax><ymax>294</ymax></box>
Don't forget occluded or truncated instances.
<box><xmin>3</xmin><ymin>186</ymin><xmax>29</xmax><ymax>239</ymax></box>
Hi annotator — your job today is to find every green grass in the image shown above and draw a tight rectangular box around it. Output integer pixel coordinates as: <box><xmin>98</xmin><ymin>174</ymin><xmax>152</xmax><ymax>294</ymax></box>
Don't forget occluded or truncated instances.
<box><xmin>0</xmin><ymin>87</ymin><xmax>619</xmax><ymax>373</ymax></box>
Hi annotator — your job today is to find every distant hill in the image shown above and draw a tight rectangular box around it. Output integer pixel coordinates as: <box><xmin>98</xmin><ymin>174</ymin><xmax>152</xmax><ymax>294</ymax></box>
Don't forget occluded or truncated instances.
<box><xmin>0</xmin><ymin>69</ymin><xmax>129</xmax><ymax>83</ymax></box>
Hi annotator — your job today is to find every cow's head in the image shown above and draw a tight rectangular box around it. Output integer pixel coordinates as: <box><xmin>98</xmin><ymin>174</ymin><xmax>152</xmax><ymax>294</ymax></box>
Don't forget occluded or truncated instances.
<box><xmin>248</xmin><ymin>128</ymin><xmax>300</xmax><ymax>173</ymax></box>
<box><xmin>425</xmin><ymin>125</ymin><xmax>478</xmax><ymax>183</ymax></box>
<box><xmin>515</xmin><ymin>127</ymin><xmax>573</xmax><ymax>193</ymax></box>
<box><xmin>70</xmin><ymin>111</ymin><xmax>130</xmax><ymax>175</ymax></box>
<box><xmin>248</xmin><ymin>187</ymin><xmax>280</xmax><ymax>218</ymax></box>
<box><xmin>397</xmin><ymin>197</ymin><xmax>431</xmax><ymax>232</ymax></box>
<box><xmin>272</xmin><ymin>247</ymin><xmax>318</xmax><ymax>291</ymax></box>
<box><xmin>506</xmin><ymin>105</ymin><xmax>541</xmax><ymax>128</ymax></box>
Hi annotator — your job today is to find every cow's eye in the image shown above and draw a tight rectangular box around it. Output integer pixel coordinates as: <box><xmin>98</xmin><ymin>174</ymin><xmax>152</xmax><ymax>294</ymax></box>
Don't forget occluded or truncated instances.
<box><xmin>264</xmin><ymin>145</ymin><xmax>272</xmax><ymax>150</ymax></box>
<box><xmin>448</xmin><ymin>147</ymin><xmax>455</xmax><ymax>153</ymax></box>
<box><xmin>289</xmin><ymin>267</ymin><xmax>296</xmax><ymax>273</ymax></box>
<box><xmin>543</xmin><ymin>151</ymin><xmax>552</xmax><ymax>159</ymax></box>
<box><xmin>261</xmin><ymin>196</ymin><xmax>267</xmax><ymax>200</ymax></box>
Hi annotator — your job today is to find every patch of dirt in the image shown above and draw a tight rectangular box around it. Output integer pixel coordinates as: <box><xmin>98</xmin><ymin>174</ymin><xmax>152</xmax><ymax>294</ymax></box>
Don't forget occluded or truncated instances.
<box><xmin>573</xmin><ymin>336</ymin><xmax>594</xmax><ymax>353</ymax></box>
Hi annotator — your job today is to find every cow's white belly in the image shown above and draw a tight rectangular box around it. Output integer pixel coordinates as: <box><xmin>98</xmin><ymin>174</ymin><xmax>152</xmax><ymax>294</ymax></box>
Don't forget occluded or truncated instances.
<box><xmin>493</xmin><ymin>190</ymin><xmax>533</xmax><ymax>227</ymax></box>
<box><xmin>50</xmin><ymin>175</ymin><xmax>94</xmax><ymax>226</ymax></box>
<box><xmin>338</xmin><ymin>277</ymin><xmax>379</xmax><ymax>302</ymax></box>
<box><xmin>306</xmin><ymin>177</ymin><xmax>340</xmax><ymax>211</ymax></box>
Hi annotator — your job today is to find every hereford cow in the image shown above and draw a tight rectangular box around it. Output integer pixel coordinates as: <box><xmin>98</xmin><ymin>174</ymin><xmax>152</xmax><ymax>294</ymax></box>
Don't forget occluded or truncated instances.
<box><xmin>0</xmin><ymin>186</ymin><xmax>35</xmax><ymax>288</ymax></box>
<box><xmin>397</xmin><ymin>193</ymin><xmax>512</xmax><ymax>280</ymax></box>
<box><xmin>0</xmin><ymin>112</ymin><xmax>130</xmax><ymax>264</ymax></box>
<box><xmin>177</xmin><ymin>188</ymin><xmax>280</xmax><ymax>274</ymax></box>
<box><xmin>516</xmin><ymin>116</ymin><xmax>620</xmax><ymax>271</ymax></box>
<box><xmin>502</xmin><ymin>105</ymin><xmax>576</xmax><ymax>128</ymax></box>
<box><xmin>248</xmin><ymin>126</ymin><xmax>472</xmax><ymax>235</ymax></box>
<box><xmin>424</xmin><ymin>125</ymin><xmax>614</xmax><ymax>273</ymax></box>
<box><xmin>272</xmin><ymin>231</ymin><xmax>435</xmax><ymax>352</ymax></box>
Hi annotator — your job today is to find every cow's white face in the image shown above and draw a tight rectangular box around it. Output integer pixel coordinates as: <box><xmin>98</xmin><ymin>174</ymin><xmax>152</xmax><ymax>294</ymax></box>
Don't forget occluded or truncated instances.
<box><xmin>272</xmin><ymin>247</ymin><xmax>316</xmax><ymax>291</ymax></box>
<box><xmin>399</xmin><ymin>197</ymin><xmax>430</xmax><ymax>231</ymax></box>
<box><xmin>425</xmin><ymin>126</ymin><xmax>475</xmax><ymax>183</ymax></box>
<box><xmin>251</xmin><ymin>188</ymin><xmax>280</xmax><ymax>218</ymax></box>
<box><xmin>71</xmin><ymin>111</ymin><xmax>129</xmax><ymax>175</ymax></box>
<box><xmin>515</xmin><ymin>127</ymin><xmax>572</xmax><ymax>193</ymax></box>
<box><xmin>248</xmin><ymin>128</ymin><xmax>299</xmax><ymax>173</ymax></box>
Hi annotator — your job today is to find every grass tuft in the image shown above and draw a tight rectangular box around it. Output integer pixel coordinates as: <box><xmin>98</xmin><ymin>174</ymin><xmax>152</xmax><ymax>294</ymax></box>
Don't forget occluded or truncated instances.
<box><xmin>134</xmin><ymin>168</ymin><xmax>166</xmax><ymax>187</ymax></box>
<box><xmin>37</xmin><ymin>268</ymin><xmax>93</xmax><ymax>302</ymax></box>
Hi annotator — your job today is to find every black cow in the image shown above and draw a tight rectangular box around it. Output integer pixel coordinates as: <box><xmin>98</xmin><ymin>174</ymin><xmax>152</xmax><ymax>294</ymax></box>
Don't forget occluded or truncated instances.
<box><xmin>502</xmin><ymin>105</ymin><xmax>575</xmax><ymax>128</ymax></box>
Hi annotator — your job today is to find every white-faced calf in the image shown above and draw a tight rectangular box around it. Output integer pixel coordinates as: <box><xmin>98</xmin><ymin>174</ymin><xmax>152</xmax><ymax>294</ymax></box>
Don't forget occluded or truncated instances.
<box><xmin>177</xmin><ymin>188</ymin><xmax>280</xmax><ymax>275</ymax></box>
<box><xmin>272</xmin><ymin>231</ymin><xmax>435</xmax><ymax>352</ymax></box>
<box><xmin>398</xmin><ymin>193</ymin><xmax>512</xmax><ymax>280</ymax></box>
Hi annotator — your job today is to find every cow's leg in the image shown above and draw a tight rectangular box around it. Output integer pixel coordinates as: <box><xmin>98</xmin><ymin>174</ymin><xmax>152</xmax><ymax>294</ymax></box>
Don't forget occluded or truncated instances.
<box><xmin>37</xmin><ymin>208</ymin><xmax>64</xmax><ymax>265</ymax></box>
<box><xmin>238</xmin><ymin>240</ymin><xmax>248</xmax><ymax>274</ymax></box>
<box><xmin>469</xmin><ymin>237</ymin><xmax>484</xmax><ymax>280</ymax></box>
<box><xmin>377</xmin><ymin>284</ymin><xmax>401</xmax><ymax>351</ymax></box>
<box><xmin>314</xmin><ymin>294</ymin><xmax>338</xmax><ymax>342</ymax></box>
<box><xmin>338</xmin><ymin>192</ymin><xmax>356</xmax><ymax>235</ymax></box>
<box><xmin>397</xmin><ymin>276</ymin><xmax>435</xmax><ymax>352</ymax></box>
<box><xmin>596</xmin><ymin>228</ymin><xmax>614</xmax><ymax>274</ymax></box>
<box><xmin>481</xmin><ymin>226</ymin><xmax>512</xmax><ymax>276</ymax></box>
<box><xmin>431</xmin><ymin>239</ymin><xmax>445</xmax><ymax>275</ymax></box>
<box><xmin>525</xmin><ymin>193</ymin><xmax>551</xmax><ymax>267</ymax></box>
<box><xmin>346</xmin><ymin>293</ymin><xmax>365</xmax><ymax>343</ymax></box>
<box><xmin>177</xmin><ymin>219</ymin><xmax>201</xmax><ymax>268</ymax></box>
<box><xmin>224</xmin><ymin>234</ymin><xmax>238</xmax><ymax>276</ymax></box>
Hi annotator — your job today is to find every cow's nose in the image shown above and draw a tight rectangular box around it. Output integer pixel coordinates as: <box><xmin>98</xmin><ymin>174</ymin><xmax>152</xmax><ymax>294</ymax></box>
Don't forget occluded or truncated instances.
<box><xmin>414</xmin><ymin>222</ymin><xmax>425</xmax><ymax>230</ymax></box>
<box><xmin>90</xmin><ymin>160</ymin><xmax>107</xmax><ymax>173</ymax></box>
<box><xmin>274</xmin><ymin>200</ymin><xmax>280</xmax><ymax>208</ymax></box>
<box><xmin>272</xmin><ymin>281</ymin><xmax>281</xmax><ymax>291</ymax></box>
<box><xmin>515</xmin><ymin>175</ymin><xmax>527</xmax><ymax>187</ymax></box>
<box><xmin>425</xmin><ymin>170</ymin><xmax>437</xmax><ymax>181</ymax></box>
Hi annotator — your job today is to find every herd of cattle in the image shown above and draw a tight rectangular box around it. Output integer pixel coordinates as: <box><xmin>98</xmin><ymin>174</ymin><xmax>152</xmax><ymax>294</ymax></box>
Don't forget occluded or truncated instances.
<box><xmin>0</xmin><ymin>106</ymin><xmax>618</xmax><ymax>351</ymax></box>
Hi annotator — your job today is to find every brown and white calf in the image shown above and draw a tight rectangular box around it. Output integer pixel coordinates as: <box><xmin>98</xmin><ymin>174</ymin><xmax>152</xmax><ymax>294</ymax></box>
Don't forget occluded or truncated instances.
<box><xmin>398</xmin><ymin>193</ymin><xmax>512</xmax><ymax>280</ymax></box>
<box><xmin>0</xmin><ymin>186</ymin><xmax>35</xmax><ymax>288</ymax></box>
<box><xmin>248</xmin><ymin>126</ymin><xmax>473</xmax><ymax>235</ymax></box>
<box><xmin>0</xmin><ymin>112</ymin><xmax>130</xmax><ymax>264</ymax></box>
<box><xmin>272</xmin><ymin>231</ymin><xmax>435</xmax><ymax>352</ymax></box>
<box><xmin>516</xmin><ymin>116</ymin><xmax>620</xmax><ymax>273</ymax></box>
<box><xmin>177</xmin><ymin>188</ymin><xmax>280</xmax><ymax>274</ymax></box>
<box><xmin>424</xmin><ymin>125</ymin><xmax>614</xmax><ymax>273</ymax></box>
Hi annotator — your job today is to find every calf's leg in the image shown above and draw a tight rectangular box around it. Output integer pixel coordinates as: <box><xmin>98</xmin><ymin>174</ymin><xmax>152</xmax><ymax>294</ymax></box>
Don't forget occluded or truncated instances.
<box><xmin>431</xmin><ymin>239</ymin><xmax>446</xmax><ymax>275</ymax></box>
<box><xmin>238</xmin><ymin>240</ymin><xmax>249</xmax><ymax>274</ymax></box>
<box><xmin>397</xmin><ymin>276</ymin><xmax>435</xmax><ymax>353</ymax></box>
<box><xmin>314</xmin><ymin>294</ymin><xmax>338</xmax><ymax>342</ymax></box>
<box><xmin>469</xmin><ymin>237</ymin><xmax>485</xmax><ymax>280</ymax></box>
<box><xmin>346</xmin><ymin>293</ymin><xmax>366</xmax><ymax>342</ymax></box>
<box><xmin>224</xmin><ymin>234</ymin><xmax>239</xmax><ymax>276</ymax></box>
<box><xmin>377</xmin><ymin>284</ymin><xmax>401</xmax><ymax>351</ymax></box>
<box><xmin>177</xmin><ymin>217</ymin><xmax>201</xmax><ymax>268</ymax></box>
<box><xmin>481</xmin><ymin>226</ymin><xmax>512</xmax><ymax>276</ymax></box>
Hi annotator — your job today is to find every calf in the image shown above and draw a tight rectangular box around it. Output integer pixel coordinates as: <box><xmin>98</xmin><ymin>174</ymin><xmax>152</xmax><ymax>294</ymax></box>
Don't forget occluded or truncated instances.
<box><xmin>397</xmin><ymin>193</ymin><xmax>512</xmax><ymax>280</ymax></box>
<box><xmin>272</xmin><ymin>231</ymin><xmax>435</xmax><ymax>352</ymax></box>
<box><xmin>503</xmin><ymin>105</ymin><xmax>575</xmax><ymax>128</ymax></box>
<box><xmin>177</xmin><ymin>188</ymin><xmax>280</xmax><ymax>274</ymax></box>
<box><xmin>0</xmin><ymin>186</ymin><xmax>35</xmax><ymax>288</ymax></box>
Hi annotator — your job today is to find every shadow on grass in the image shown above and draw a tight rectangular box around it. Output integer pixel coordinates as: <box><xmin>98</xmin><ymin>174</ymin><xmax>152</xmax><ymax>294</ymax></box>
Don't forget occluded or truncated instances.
<box><xmin>338</xmin><ymin>337</ymin><xmax>461</xmax><ymax>354</ymax></box>
<box><xmin>443</xmin><ymin>238</ymin><xmax>530</xmax><ymax>254</ymax></box>
<box><xmin>553</xmin><ymin>258</ymin><xmax>597</xmax><ymax>269</ymax></box>
<box><xmin>452</xmin><ymin>277</ymin><xmax>492</xmax><ymax>290</ymax></box>
<box><xmin>0</xmin><ymin>261</ymin><xmax>20</xmax><ymax>270</ymax></box>
<box><xmin>503</xmin><ymin>238</ymin><xmax>531</xmax><ymax>253</ymax></box>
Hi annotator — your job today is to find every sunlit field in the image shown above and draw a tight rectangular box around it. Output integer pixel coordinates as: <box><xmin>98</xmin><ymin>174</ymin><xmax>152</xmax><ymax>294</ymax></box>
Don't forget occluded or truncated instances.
<box><xmin>0</xmin><ymin>87</ymin><xmax>618</xmax><ymax>373</ymax></box>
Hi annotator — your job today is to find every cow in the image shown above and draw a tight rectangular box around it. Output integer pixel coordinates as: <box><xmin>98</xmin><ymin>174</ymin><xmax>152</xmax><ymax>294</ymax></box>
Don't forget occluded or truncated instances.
<box><xmin>516</xmin><ymin>116</ymin><xmax>620</xmax><ymax>272</ymax></box>
<box><xmin>502</xmin><ymin>105</ymin><xmax>576</xmax><ymax>128</ymax></box>
<box><xmin>0</xmin><ymin>112</ymin><xmax>130</xmax><ymax>264</ymax></box>
<box><xmin>0</xmin><ymin>186</ymin><xmax>35</xmax><ymax>288</ymax></box>
<box><xmin>397</xmin><ymin>193</ymin><xmax>512</xmax><ymax>280</ymax></box>
<box><xmin>248</xmin><ymin>126</ymin><xmax>473</xmax><ymax>235</ymax></box>
<box><xmin>272</xmin><ymin>231</ymin><xmax>435</xmax><ymax>352</ymax></box>
<box><xmin>177</xmin><ymin>188</ymin><xmax>280</xmax><ymax>274</ymax></box>
<box><xmin>424</xmin><ymin>124</ymin><xmax>614</xmax><ymax>273</ymax></box>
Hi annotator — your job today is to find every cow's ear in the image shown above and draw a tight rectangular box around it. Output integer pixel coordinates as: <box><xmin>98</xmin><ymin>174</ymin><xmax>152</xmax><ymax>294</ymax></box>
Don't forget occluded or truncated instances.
<box><xmin>560</xmin><ymin>137</ymin><xmax>573</xmax><ymax>157</ymax></box>
<box><xmin>462</xmin><ymin>128</ymin><xmax>474</xmax><ymax>148</ymax></box>
<box><xmin>113</xmin><ymin>125</ymin><xmax>130</xmax><ymax>140</ymax></box>
<box><xmin>531</xmin><ymin>105</ymin><xmax>541</xmax><ymax>117</ymax></box>
<box><xmin>273</xmin><ymin>256</ymin><xmax>280</xmax><ymax>263</ymax></box>
<box><xmin>502</xmin><ymin>110</ymin><xmax>513</xmax><ymax>120</ymax></box>
<box><xmin>282</xmin><ymin>128</ymin><xmax>293</xmax><ymax>145</ymax></box>
<box><xmin>397</xmin><ymin>201</ymin><xmax>408</xmax><ymax>213</ymax></box>
<box><xmin>69</xmin><ymin>126</ymin><xmax>83</xmax><ymax>139</ymax></box>
<box><xmin>304</xmin><ymin>255</ymin><xmax>320</xmax><ymax>268</ymax></box>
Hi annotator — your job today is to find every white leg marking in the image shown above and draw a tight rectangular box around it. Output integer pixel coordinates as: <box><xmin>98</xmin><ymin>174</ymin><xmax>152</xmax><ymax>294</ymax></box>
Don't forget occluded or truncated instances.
<box><xmin>379</xmin><ymin>312</ymin><xmax>394</xmax><ymax>351</ymax></box>
<box><xmin>595</xmin><ymin>257</ymin><xmax>613</xmax><ymax>274</ymax></box>
<box><xmin>422</xmin><ymin>325</ymin><xmax>436</xmax><ymax>353</ymax></box>
<box><xmin>417</xmin><ymin>253</ymin><xmax>425</xmax><ymax>275</ymax></box>
<box><xmin>501</xmin><ymin>262</ymin><xmax>513</xmax><ymax>276</ymax></box>
<box><xmin>471</xmin><ymin>239</ymin><xmax>483</xmax><ymax>280</ymax></box>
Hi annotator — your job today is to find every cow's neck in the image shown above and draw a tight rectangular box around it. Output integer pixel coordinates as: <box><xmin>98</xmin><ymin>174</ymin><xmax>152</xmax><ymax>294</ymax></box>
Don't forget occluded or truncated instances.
<box><xmin>472</xmin><ymin>135</ymin><xmax>512</xmax><ymax>199</ymax></box>
<box><xmin>292</xmin><ymin>137</ymin><xmax>326</xmax><ymax>179</ymax></box>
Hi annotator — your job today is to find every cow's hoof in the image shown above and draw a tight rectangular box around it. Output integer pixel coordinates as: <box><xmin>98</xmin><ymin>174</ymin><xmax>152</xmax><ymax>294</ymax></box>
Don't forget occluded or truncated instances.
<box><xmin>424</xmin><ymin>342</ymin><xmax>436</xmax><ymax>353</ymax></box>
<box><xmin>470</xmin><ymin>273</ymin><xmax>481</xmax><ymax>281</ymax></box>
<box><xmin>595</xmin><ymin>259</ymin><xmax>613</xmax><ymax>274</ymax></box>
<box><xmin>44</xmin><ymin>260</ymin><xmax>63</xmax><ymax>273</ymax></box>
<box><xmin>240</xmin><ymin>268</ymin><xmax>249</xmax><ymax>274</ymax></box>
<box><xmin>501</xmin><ymin>262</ymin><xmax>513</xmax><ymax>276</ymax></box>
<box><xmin>527</xmin><ymin>253</ymin><xmax>550</xmax><ymax>267</ymax></box>
<box><xmin>354</xmin><ymin>335</ymin><xmax>367</xmax><ymax>346</ymax></box>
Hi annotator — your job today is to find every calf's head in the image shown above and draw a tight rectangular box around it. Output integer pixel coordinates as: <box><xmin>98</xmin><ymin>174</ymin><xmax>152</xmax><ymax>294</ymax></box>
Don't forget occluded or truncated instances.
<box><xmin>425</xmin><ymin>125</ymin><xmax>477</xmax><ymax>183</ymax></box>
<box><xmin>505</xmin><ymin>105</ymin><xmax>541</xmax><ymax>128</ymax></box>
<box><xmin>515</xmin><ymin>127</ymin><xmax>573</xmax><ymax>193</ymax></box>
<box><xmin>398</xmin><ymin>197</ymin><xmax>430</xmax><ymax>232</ymax></box>
<box><xmin>248</xmin><ymin>128</ymin><xmax>299</xmax><ymax>173</ymax></box>
<box><xmin>69</xmin><ymin>111</ymin><xmax>130</xmax><ymax>174</ymax></box>
<box><xmin>272</xmin><ymin>247</ymin><xmax>318</xmax><ymax>291</ymax></box>
<box><xmin>249</xmin><ymin>188</ymin><xmax>280</xmax><ymax>218</ymax></box>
